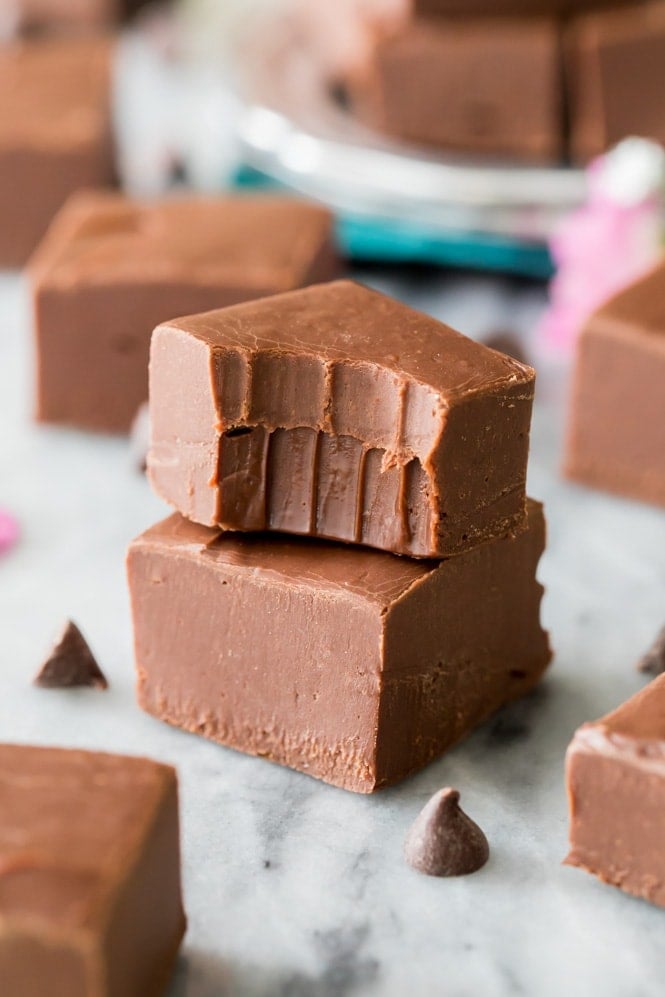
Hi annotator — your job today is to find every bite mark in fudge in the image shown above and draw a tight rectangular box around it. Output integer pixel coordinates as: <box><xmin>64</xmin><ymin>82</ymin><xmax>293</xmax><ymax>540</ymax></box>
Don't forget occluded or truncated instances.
<box><xmin>29</xmin><ymin>190</ymin><xmax>339</xmax><ymax>433</ymax></box>
<box><xmin>566</xmin><ymin>673</ymin><xmax>665</xmax><ymax>908</ymax></box>
<box><xmin>0</xmin><ymin>744</ymin><xmax>185</xmax><ymax>995</ymax></box>
<box><xmin>148</xmin><ymin>280</ymin><xmax>535</xmax><ymax>558</ymax></box>
<box><xmin>349</xmin><ymin>17</ymin><xmax>564</xmax><ymax>162</ymax></box>
<box><xmin>565</xmin><ymin>1</ymin><xmax>665</xmax><ymax>162</ymax></box>
<box><xmin>127</xmin><ymin>500</ymin><xmax>550</xmax><ymax>793</ymax></box>
<box><xmin>0</xmin><ymin>37</ymin><xmax>114</xmax><ymax>268</ymax></box>
<box><xmin>564</xmin><ymin>261</ymin><xmax>665</xmax><ymax>508</ymax></box>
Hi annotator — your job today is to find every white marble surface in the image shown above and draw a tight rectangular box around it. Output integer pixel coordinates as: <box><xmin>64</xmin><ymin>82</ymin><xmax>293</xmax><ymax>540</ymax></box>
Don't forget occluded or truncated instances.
<box><xmin>1</xmin><ymin>266</ymin><xmax>665</xmax><ymax>997</ymax></box>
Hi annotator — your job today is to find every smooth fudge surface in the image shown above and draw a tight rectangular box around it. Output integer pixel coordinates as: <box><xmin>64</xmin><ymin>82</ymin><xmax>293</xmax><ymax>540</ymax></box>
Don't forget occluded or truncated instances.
<box><xmin>148</xmin><ymin>280</ymin><xmax>535</xmax><ymax>558</ymax></box>
<box><xmin>566</xmin><ymin>1</ymin><xmax>665</xmax><ymax>162</ymax></box>
<box><xmin>0</xmin><ymin>37</ymin><xmax>113</xmax><ymax>267</ymax></box>
<box><xmin>566</xmin><ymin>673</ymin><xmax>665</xmax><ymax>908</ymax></box>
<box><xmin>564</xmin><ymin>261</ymin><xmax>665</xmax><ymax>508</ymax></box>
<box><xmin>0</xmin><ymin>744</ymin><xmax>185</xmax><ymax>996</ymax></box>
<box><xmin>127</xmin><ymin>500</ymin><xmax>550</xmax><ymax>793</ymax></box>
<box><xmin>351</xmin><ymin>17</ymin><xmax>563</xmax><ymax>162</ymax></box>
<box><xmin>30</xmin><ymin>190</ymin><xmax>338</xmax><ymax>433</ymax></box>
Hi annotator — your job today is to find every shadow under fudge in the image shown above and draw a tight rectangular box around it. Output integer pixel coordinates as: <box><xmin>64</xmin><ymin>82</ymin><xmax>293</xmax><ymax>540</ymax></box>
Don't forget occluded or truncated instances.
<box><xmin>127</xmin><ymin>500</ymin><xmax>551</xmax><ymax>794</ymax></box>
<box><xmin>148</xmin><ymin>279</ymin><xmax>535</xmax><ymax>559</ymax></box>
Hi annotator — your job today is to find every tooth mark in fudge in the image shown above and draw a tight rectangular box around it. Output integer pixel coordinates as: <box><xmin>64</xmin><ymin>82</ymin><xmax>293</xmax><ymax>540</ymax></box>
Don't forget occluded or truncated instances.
<box><xmin>148</xmin><ymin>280</ymin><xmax>535</xmax><ymax>558</ymax></box>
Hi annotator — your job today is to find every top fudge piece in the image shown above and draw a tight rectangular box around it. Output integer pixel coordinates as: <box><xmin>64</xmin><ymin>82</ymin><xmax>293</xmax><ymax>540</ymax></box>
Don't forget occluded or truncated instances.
<box><xmin>148</xmin><ymin>279</ymin><xmax>535</xmax><ymax>558</ymax></box>
<box><xmin>0</xmin><ymin>744</ymin><xmax>185</xmax><ymax>996</ymax></box>
<box><xmin>30</xmin><ymin>190</ymin><xmax>338</xmax><ymax>433</ymax></box>
<box><xmin>0</xmin><ymin>37</ymin><xmax>113</xmax><ymax>267</ymax></box>
<box><xmin>566</xmin><ymin>673</ymin><xmax>665</xmax><ymax>908</ymax></box>
<box><xmin>564</xmin><ymin>261</ymin><xmax>665</xmax><ymax>507</ymax></box>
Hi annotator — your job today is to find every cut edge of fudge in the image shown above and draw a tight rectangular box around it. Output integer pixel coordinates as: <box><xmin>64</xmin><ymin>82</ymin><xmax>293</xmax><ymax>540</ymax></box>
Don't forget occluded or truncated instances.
<box><xmin>127</xmin><ymin>498</ymin><xmax>550</xmax><ymax>793</ymax></box>
<box><xmin>148</xmin><ymin>279</ymin><xmax>535</xmax><ymax>558</ymax></box>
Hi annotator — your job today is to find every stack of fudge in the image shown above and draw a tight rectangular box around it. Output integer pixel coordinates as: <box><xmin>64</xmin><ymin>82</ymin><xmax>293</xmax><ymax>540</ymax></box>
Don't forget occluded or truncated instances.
<box><xmin>127</xmin><ymin>278</ymin><xmax>551</xmax><ymax>792</ymax></box>
<box><xmin>300</xmin><ymin>0</ymin><xmax>665</xmax><ymax>163</ymax></box>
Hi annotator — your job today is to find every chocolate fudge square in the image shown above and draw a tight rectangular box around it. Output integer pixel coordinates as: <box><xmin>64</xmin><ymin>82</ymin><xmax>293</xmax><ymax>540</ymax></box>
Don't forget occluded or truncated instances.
<box><xmin>148</xmin><ymin>280</ymin><xmax>535</xmax><ymax>559</ymax></box>
<box><xmin>30</xmin><ymin>190</ymin><xmax>338</xmax><ymax>433</ymax></box>
<box><xmin>350</xmin><ymin>16</ymin><xmax>564</xmax><ymax>162</ymax></box>
<box><xmin>127</xmin><ymin>501</ymin><xmax>551</xmax><ymax>793</ymax></box>
<box><xmin>0</xmin><ymin>37</ymin><xmax>114</xmax><ymax>268</ymax></box>
<box><xmin>564</xmin><ymin>262</ymin><xmax>665</xmax><ymax>508</ymax></box>
<box><xmin>0</xmin><ymin>744</ymin><xmax>185</xmax><ymax>996</ymax></box>
<box><xmin>566</xmin><ymin>1</ymin><xmax>665</xmax><ymax>161</ymax></box>
<box><xmin>566</xmin><ymin>673</ymin><xmax>665</xmax><ymax>908</ymax></box>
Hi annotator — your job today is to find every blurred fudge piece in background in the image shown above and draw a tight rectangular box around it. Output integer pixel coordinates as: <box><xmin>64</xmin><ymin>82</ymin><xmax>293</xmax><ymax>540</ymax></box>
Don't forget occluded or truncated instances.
<box><xmin>565</xmin><ymin>0</ymin><xmax>665</xmax><ymax>163</ymax></box>
<box><xmin>30</xmin><ymin>190</ymin><xmax>339</xmax><ymax>433</ymax></box>
<box><xmin>0</xmin><ymin>36</ymin><xmax>114</xmax><ymax>267</ymax></box>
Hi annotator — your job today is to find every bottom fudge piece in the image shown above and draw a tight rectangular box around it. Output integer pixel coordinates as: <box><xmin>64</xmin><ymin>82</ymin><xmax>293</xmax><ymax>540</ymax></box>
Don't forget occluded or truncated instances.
<box><xmin>566</xmin><ymin>674</ymin><xmax>665</xmax><ymax>908</ymax></box>
<box><xmin>128</xmin><ymin>499</ymin><xmax>551</xmax><ymax>793</ymax></box>
<box><xmin>564</xmin><ymin>262</ymin><xmax>665</xmax><ymax>507</ymax></box>
<box><xmin>0</xmin><ymin>745</ymin><xmax>185</xmax><ymax>996</ymax></box>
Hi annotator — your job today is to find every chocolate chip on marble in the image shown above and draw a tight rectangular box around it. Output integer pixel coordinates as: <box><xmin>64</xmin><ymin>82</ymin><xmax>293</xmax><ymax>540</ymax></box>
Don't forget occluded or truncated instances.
<box><xmin>34</xmin><ymin>620</ymin><xmax>108</xmax><ymax>690</ymax></box>
<box><xmin>637</xmin><ymin>625</ymin><xmax>665</xmax><ymax>675</ymax></box>
<box><xmin>404</xmin><ymin>788</ymin><xmax>489</xmax><ymax>877</ymax></box>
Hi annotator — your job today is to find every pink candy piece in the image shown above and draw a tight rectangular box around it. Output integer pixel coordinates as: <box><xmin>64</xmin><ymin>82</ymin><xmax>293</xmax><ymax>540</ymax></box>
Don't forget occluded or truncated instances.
<box><xmin>0</xmin><ymin>510</ymin><xmax>19</xmax><ymax>555</ymax></box>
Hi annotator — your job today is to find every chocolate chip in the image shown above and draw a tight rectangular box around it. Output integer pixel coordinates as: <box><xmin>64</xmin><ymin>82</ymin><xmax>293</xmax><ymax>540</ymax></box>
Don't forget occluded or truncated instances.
<box><xmin>484</xmin><ymin>331</ymin><xmax>529</xmax><ymax>366</ymax></box>
<box><xmin>34</xmin><ymin>620</ymin><xmax>108</xmax><ymax>690</ymax></box>
<box><xmin>404</xmin><ymin>788</ymin><xmax>489</xmax><ymax>877</ymax></box>
<box><xmin>637</xmin><ymin>625</ymin><xmax>665</xmax><ymax>676</ymax></box>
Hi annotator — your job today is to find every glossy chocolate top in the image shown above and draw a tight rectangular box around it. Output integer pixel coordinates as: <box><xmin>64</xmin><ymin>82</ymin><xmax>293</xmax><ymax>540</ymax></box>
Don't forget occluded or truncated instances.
<box><xmin>160</xmin><ymin>279</ymin><xmax>533</xmax><ymax>407</ymax></box>
<box><xmin>0</xmin><ymin>37</ymin><xmax>111</xmax><ymax>150</ymax></box>
<box><xmin>29</xmin><ymin>190</ymin><xmax>336</xmax><ymax>290</ymax></box>
<box><xmin>0</xmin><ymin>744</ymin><xmax>175</xmax><ymax>931</ymax></box>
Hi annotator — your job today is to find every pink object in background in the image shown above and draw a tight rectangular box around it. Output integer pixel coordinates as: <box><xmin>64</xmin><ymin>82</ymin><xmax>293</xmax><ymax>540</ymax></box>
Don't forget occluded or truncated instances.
<box><xmin>0</xmin><ymin>509</ymin><xmax>19</xmax><ymax>556</ymax></box>
<box><xmin>538</xmin><ymin>138</ymin><xmax>665</xmax><ymax>353</ymax></box>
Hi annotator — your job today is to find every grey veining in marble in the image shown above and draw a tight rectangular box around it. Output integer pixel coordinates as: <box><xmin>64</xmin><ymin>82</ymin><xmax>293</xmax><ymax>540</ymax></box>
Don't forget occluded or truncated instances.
<box><xmin>1</xmin><ymin>265</ymin><xmax>665</xmax><ymax>997</ymax></box>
